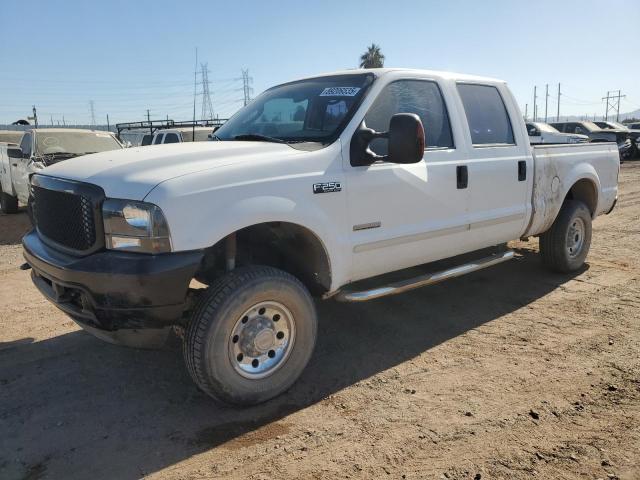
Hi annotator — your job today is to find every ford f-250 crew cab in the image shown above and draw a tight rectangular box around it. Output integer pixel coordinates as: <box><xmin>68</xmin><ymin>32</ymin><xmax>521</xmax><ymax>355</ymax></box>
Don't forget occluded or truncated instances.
<box><xmin>22</xmin><ymin>69</ymin><xmax>619</xmax><ymax>405</ymax></box>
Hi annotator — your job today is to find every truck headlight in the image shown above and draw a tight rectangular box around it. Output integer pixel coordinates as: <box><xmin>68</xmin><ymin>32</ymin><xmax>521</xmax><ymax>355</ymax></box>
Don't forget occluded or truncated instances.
<box><xmin>102</xmin><ymin>199</ymin><xmax>172</xmax><ymax>253</ymax></box>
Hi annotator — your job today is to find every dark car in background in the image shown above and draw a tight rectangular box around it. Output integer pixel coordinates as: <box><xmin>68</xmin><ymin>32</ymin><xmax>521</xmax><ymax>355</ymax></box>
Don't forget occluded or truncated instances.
<box><xmin>595</xmin><ymin>121</ymin><xmax>640</xmax><ymax>158</ymax></box>
<box><xmin>551</xmin><ymin>121</ymin><xmax>633</xmax><ymax>160</ymax></box>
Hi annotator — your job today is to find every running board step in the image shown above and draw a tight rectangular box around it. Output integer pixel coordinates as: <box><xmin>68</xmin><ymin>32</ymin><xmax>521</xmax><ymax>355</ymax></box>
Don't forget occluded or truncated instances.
<box><xmin>336</xmin><ymin>250</ymin><xmax>515</xmax><ymax>302</ymax></box>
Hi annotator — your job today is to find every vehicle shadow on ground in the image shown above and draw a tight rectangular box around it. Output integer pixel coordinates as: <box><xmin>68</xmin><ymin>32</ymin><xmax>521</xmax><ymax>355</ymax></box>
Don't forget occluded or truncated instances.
<box><xmin>0</xmin><ymin>247</ymin><xmax>586</xmax><ymax>479</ymax></box>
<box><xmin>0</xmin><ymin>210</ymin><xmax>31</xmax><ymax>245</ymax></box>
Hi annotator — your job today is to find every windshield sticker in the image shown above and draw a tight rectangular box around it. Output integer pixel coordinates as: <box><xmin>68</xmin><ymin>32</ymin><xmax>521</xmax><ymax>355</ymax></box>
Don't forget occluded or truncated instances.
<box><xmin>319</xmin><ymin>87</ymin><xmax>361</xmax><ymax>97</ymax></box>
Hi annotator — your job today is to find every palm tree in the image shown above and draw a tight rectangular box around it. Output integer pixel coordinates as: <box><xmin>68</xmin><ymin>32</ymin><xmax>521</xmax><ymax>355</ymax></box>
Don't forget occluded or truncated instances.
<box><xmin>359</xmin><ymin>43</ymin><xmax>385</xmax><ymax>69</ymax></box>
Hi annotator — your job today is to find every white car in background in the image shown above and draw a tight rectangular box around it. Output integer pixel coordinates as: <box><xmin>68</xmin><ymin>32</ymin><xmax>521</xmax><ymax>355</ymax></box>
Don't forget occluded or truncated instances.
<box><xmin>526</xmin><ymin>122</ymin><xmax>588</xmax><ymax>144</ymax></box>
<box><xmin>0</xmin><ymin>128</ymin><xmax>122</xmax><ymax>213</ymax></box>
<box><xmin>151</xmin><ymin>127</ymin><xmax>214</xmax><ymax>144</ymax></box>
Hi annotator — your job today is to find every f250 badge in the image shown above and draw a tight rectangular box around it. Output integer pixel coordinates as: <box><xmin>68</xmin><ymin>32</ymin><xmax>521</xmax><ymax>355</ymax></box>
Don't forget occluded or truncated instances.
<box><xmin>313</xmin><ymin>182</ymin><xmax>342</xmax><ymax>194</ymax></box>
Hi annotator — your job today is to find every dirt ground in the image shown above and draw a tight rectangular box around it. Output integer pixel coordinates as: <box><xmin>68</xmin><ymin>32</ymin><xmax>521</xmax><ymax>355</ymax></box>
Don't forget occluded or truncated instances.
<box><xmin>1</xmin><ymin>165</ymin><xmax>639</xmax><ymax>480</ymax></box>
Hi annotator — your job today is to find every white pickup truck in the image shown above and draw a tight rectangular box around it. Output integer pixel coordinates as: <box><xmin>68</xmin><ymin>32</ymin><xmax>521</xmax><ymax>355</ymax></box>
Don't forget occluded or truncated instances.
<box><xmin>1</xmin><ymin>128</ymin><xmax>122</xmax><ymax>213</ymax></box>
<box><xmin>22</xmin><ymin>69</ymin><xmax>619</xmax><ymax>405</ymax></box>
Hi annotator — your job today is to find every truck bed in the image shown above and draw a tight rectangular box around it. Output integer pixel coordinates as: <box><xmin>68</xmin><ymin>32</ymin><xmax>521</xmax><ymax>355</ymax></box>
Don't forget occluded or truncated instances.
<box><xmin>525</xmin><ymin>142</ymin><xmax>619</xmax><ymax>237</ymax></box>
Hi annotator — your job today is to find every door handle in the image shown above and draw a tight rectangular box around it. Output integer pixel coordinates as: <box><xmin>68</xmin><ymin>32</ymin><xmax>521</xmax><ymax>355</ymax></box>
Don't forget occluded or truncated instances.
<box><xmin>456</xmin><ymin>165</ymin><xmax>468</xmax><ymax>189</ymax></box>
<box><xmin>518</xmin><ymin>160</ymin><xmax>526</xmax><ymax>181</ymax></box>
<box><xmin>12</xmin><ymin>163</ymin><xmax>18</xmax><ymax>167</ymax></box>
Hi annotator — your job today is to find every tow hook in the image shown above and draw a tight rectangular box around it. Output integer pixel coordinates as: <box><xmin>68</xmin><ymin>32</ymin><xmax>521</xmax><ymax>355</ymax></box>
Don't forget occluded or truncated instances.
<box><xmin>19</xmin><ymin>263</ymin><xmax>32</xmax><ymax>271</ymax></box>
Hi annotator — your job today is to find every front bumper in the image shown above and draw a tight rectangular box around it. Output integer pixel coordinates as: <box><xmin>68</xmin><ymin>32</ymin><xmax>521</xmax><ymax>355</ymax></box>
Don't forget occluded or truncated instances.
<box><xmin>23</xmin><ymin>230</ymin><xmax>203</xmax><ymax>347</ymax></box>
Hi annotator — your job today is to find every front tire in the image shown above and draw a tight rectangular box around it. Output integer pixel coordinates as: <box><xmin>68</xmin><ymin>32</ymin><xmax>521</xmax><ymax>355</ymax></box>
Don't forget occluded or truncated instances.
<box><xmin>540</xmin><ymin>199</ymin><xmax>592</xmax><ymax>273</ymax></box>
<box><xmin>184</xmin><ymin>266</ymin><xmax>317</xmax><ymax>405</ymax></box>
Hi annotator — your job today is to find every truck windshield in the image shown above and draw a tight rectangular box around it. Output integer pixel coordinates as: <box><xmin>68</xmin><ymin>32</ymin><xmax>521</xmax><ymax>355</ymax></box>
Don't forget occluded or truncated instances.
<box><xmin>214</xmin><ymin>73</ymin><xmax>374</xmax><ymax>146</ymax></box>
<box><xmin>35</xmin><ymin>131</ymin><xmax>122</xmax><ymax>156</ymax></box>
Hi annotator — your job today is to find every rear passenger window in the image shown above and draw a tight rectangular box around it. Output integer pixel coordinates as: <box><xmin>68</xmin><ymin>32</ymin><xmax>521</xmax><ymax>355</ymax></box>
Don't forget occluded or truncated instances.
<box><xmin>163</xmin><ymin>133</ymin><xmax>180</xmax><ymax>143</ymax></box>
<box><xmin>457</xmin><ymin>84</ymin><xmax>515</xmax><ymax>145</ymax></box>
<box><xmin>153</xmin><ymin>134</ymin><xmax>164</xmax><ymax>145</ymax></box>
<box><xmin>365</xmin><ymin>80</ymin><xmax>453</xmax><ymax>155</ymax></box>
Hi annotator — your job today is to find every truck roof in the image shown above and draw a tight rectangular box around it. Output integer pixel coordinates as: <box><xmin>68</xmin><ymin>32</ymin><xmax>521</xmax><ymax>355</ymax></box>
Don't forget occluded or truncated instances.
<box><xmin>288</xmin><ymin>68</ymin><xmax>506</xmax><ymax>85</ymax></box>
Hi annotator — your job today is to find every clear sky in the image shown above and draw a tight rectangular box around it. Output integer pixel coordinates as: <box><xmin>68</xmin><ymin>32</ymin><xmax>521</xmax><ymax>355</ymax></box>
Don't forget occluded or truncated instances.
<box><xmin>1</xmin><ymin>0</ymin><xmax>639</xmax><ymax>125</ymax></box>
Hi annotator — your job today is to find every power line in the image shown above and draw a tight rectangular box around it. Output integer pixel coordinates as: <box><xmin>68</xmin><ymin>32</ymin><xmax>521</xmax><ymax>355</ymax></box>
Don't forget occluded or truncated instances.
<box><xmin>602</xmin><ymin>90</ymin><xmax>626</xmax><ymax>121</ymax></box>
<box><xmin>200</xmin><ymin>63</ymin><xmax>214</xmax><ymax>120</ymax></box>
<box><xmin>241</xmin><ymin>69</ymin><xmax>253</xmax><ymax>106</ymax></box>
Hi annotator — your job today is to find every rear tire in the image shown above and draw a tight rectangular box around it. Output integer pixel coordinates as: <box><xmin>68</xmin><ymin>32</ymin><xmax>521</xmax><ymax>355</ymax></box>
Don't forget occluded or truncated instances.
<box><xmin>0</xmin><ymin>188</ymin><xmax>18</xmax><ymax>214</ymax></box>
<box><xmin>183</xmin><ymin>266</ymin><xmax>317</xmax><ymax>405</ymax></box>
<box><xmin>540</xmin><ymin>199</ymin><xmax>592</xmax><ymax>273</ymax></box>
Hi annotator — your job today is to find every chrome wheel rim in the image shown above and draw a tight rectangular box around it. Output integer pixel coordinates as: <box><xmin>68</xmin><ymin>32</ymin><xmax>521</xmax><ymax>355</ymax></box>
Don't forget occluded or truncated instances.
<box><xmin>229</xmin><ymin>301</ymin><xmax>296</xmax><ymax>379</ymax></box>
<box><xmin>566</xmin><ymin>217</ymin><xmax>585</xmax><ymax>258</ymax></box>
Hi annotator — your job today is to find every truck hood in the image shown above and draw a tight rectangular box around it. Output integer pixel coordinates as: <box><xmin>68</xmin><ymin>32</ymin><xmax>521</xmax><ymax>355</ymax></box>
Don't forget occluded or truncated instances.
<box><xmin>39</xmin><ymin>141</ymin><xmax>303</xmax><ymax>199</ymax></box>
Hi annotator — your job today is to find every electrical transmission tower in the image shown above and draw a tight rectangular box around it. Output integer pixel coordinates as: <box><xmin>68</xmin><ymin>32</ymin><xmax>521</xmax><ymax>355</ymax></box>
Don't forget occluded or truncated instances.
<box><xmin>602</xmin><ymin>90</ymin><xmax>626</xmax><ymax>121</ymax></box>
<box><xmin>241</xmin><ymin>69</ymin><xmax>253</xmax><ymax>106</ymax></box>
<box><xmin>89</xmin><ymin>100</ymin><xmax>96</xmax><ymax>127</ymax></box>
<box><xmin>200</xmin><ymin>63</ymin><xmax>214</xmax><ymax>120</ymax></box>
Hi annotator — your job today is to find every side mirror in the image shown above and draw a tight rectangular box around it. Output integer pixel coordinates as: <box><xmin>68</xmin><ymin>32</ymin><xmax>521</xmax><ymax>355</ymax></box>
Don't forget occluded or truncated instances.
<box><xmin>350</xmin><ymin>113</ymin><xmax>425</xmax><ymax>166</ymax></box>
<box><xmin>7</xmin><ymin>147</ymin><xmax>22</xmax><ymax>159</ymax></box>
<box><xmin>388</xmin><ymin>114</ymin><xmax>425</xmax><ymax>164</ymax></box>
<box><xmin>529</xmin><ymin>128</ymin><xmax>538</xmax><ymax>136</ymax></box>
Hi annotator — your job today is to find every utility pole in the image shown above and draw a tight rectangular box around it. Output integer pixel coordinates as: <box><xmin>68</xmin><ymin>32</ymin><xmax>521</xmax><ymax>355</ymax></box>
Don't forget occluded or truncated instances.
<box><xmin>524</xmin><ymin>103</ymin><xmax>528</xmax><ymax>121</ymax></box>
<box><xmin>51</xmin><ymin>115</ymin><xmax>54</xmax><ymax>126</ymax></box>
<box><xmin>241</xmin><ymin>69</ymin><xmax>253</xmax><ymax>106</ymax></box>
<box><xmin>89</xmin><ymin>100</ymin><xmax>96</xmax><ymax>128</ymax></box>
<box><xmin>62</xmin><ymin>115</ymin><xmax>66</xmax><ymax>126</ymax></box>
<box><xmin>31</xmin><ymin>105</ymin><xmax>38</xmax><ymax>127</ymax></box>
<box><xmin>192</xmin><ymin>47</ymin><xmax>198</xmax><ymax>141</ymax></box>
<box><xmin>533</xmin><ymin>86</ymin><xmax>538</xmax><ymax>122</ymax></box>
<box><xmin>200</xmin><ymin>63</ymin><xmax>214</xmax><ymax>120</ymax></box>
<box><xmin>106</xmin><ymin>114</ymin><xmax>110</xmax><ymax>132</ymax></box>
<box><xmin>146</xmin><ymin>109</ymin><xmax>152</xmax><ymax>136</ymax></box>
<box><xmin>556</xmin><ymin>83</ymin><xmax>561</xmax><ymax>122</ymax></box>
<box><xmin>544</xmin><ymin>84</ymin><xmax>549</xmax><ymax>123</ymax></box>
<box><xmin>602</xmin><ymin>90</ymin><xmax>625</xmax><ymax>121</ymax></box>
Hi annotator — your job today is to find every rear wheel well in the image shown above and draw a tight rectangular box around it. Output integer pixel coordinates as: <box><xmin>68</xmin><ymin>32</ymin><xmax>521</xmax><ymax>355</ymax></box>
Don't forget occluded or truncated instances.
<box><xmin>565</xmin><ymin>179</ymin><xmax>597</xmax><ymax>216</ymax></box>
<box><xmin>195</xmin><ymin>222</ymin><xmax>331</xmax><ymax>296</ymax></box>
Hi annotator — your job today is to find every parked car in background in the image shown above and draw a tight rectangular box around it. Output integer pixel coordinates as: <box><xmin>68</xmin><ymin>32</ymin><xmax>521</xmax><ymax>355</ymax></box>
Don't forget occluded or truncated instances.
<box><xmin>550</xmin><ymin>121</ymin><xmax>632</xmax><ymax>160</ymax></box>
<box><xmin>595</xmin><ymin>121</ymin><xmax>640</xmax><ymax>157</ymax></box>
<box><xmin>526</xmin><ymin>122</ymin><xmax>588</xmax><ymax>144</ymax></box>
<box><xmin>0</xmin><ymin>128</ymin><xmax>122</xmax><ymax>213</ymax></box>
<box><xmin>626</xmin><ymin>122</ymin><xmax>640</xmax><ymax>130</ymax></box>
<box><xmin>151</xmin><ymin>127</ymin><xmax>214</xmax><ymax>144</ymax></box>
<box><xmin>0</xmin><ymin>130</ymin><xmax>24</xmax><ymax>146</ymax></box>
<box><xmin>23</xmin><ymin>68</ymin><xmax>619</xmax><ymax>405</ymax></box>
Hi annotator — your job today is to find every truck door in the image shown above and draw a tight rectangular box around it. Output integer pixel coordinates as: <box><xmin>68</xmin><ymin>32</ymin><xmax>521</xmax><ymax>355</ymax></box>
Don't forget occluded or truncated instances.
<box><xmin>456</xmin><ymin>83</ymin><xmax>531</xmax><ymax>249</ymax></box>
<box><xmin>345</xmin><ymin>79</ymin><xmax>471</xmax><ymax>282</ymax></box>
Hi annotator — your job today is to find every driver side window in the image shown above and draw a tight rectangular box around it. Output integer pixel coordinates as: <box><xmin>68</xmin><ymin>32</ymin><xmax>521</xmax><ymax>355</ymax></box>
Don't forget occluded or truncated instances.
<box><xmin>364</xmin><ymin>80</ymin><xmax>454</xmax><ymax>156</ymax></box>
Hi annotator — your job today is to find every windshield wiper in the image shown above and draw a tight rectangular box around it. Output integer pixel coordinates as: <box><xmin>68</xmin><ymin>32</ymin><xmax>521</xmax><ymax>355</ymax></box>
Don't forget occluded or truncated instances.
<box><xmin>233</xmin><ymin>134</ymin><xmax>285</xmax><ymax>144</ymax></box>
